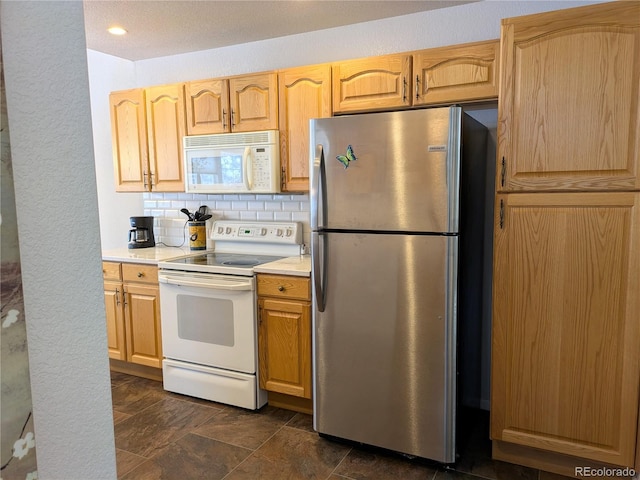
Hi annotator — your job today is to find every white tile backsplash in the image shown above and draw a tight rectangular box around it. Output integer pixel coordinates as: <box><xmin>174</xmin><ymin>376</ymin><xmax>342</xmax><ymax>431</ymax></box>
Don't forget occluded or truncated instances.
<box><xmin>145</xmin><ymin>193</ymin><xmax>310</xmax><ymax>251</ymax></box>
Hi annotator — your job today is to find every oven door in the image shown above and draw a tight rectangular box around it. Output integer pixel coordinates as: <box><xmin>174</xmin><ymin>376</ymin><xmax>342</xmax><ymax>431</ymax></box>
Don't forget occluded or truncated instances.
<box><xmin>158</xmin><ymin>270</ymin><xmax>257</xmax><ymax>374</ymax></box>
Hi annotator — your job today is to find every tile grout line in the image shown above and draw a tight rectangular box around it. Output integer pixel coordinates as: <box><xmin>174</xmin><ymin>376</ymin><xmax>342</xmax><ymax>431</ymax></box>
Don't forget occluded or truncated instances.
<box><xmin>115</xmin><ymin>392</ymin><xmax>222</xmax><ymax>476</ymax></box>
<box><xmin>220</xmin><ymin>421</ymin><xmax>288</xmax><ymax>480</ymax></box>
<box><xmin>327</xmin><ymin>473</ymin><xmax>357</xmax><ymax>480</ymax></box>
<box><xmin>114</xmin><ymin>448</ymin><xmax>149</xmax><ymax>479</ymax></box>
<box><xmin>326</xmin><ymin>444</ymin><xmax>353</xmax><ymax>480</ymax></box>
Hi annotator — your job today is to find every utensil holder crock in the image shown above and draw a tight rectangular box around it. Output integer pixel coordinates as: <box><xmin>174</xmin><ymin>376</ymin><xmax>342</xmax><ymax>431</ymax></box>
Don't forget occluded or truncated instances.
<box><xmin>188</xmin><ymin>221</ymin><xmax>206</xmax><ymax>250</ymax></box>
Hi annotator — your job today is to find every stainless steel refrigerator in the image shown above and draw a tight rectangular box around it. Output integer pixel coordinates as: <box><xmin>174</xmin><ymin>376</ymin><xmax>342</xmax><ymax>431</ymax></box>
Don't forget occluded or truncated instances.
<box><xmin>310</xmin><ymin>106</ymin><xmax>487</xmax><ymax>463</ymax></box>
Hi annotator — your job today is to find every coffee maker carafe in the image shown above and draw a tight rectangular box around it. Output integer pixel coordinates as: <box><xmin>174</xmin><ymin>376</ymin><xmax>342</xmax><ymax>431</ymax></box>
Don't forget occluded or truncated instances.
<box><xmin>128</xmin><ymin>216</ymin><xmax>156</xmax><ymax>249</ymax></box>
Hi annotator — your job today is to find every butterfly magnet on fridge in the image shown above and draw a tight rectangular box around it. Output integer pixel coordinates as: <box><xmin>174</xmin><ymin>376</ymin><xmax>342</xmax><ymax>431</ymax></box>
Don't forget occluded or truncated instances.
<box><xmin>336</xmin><ymin>145</ymin><xmax>357</xmax><ymax>169</ymax></box>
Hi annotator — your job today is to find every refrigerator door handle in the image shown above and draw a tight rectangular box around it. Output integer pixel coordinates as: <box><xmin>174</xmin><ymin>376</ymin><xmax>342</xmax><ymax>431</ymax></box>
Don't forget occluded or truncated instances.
<box><xmin>312</xmin><ymin>231</ymin><xmax>327</xmax><ymax>312</ymax></box>
<box><xmin>310</xmin><ymin>144</ymin><xmax>326</xmax><ymax>230</ymax></box>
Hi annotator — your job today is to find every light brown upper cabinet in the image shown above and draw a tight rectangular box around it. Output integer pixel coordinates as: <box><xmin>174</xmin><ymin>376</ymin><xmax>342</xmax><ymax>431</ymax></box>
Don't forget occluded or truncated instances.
<box><xmin>278</xmin><ymin>64</ymin><xmax>332</xmax><ymax>192</ymax></box>
<box><xmin>332</xmin><ymin>41</ymin><xmax>500</xmax><ymax>114</ymax></box>
<box><xmin>145</xmin><ymin>84</ymin><xmax>186</xmax><ymax>192</ymax></box>
<box><xmin>110</xmin><ymin>89</ymin><xmax>149</xmax><ymax>192</ymax></box>
<box><xmin>229</xmin><ymin>73</ymin><xmax>278</xmax><ymax>132</ymax></box>
<box><xmin>184</xmin><ymin>79</ymin><xmax>229</xmax><ymax>135</ymax></box>
<box><xmin>332</xmin><ymin>54</ymin><xmax>412</xmax><ymax>114</ymax></box>
<box><xmin>110</xmin><ymin>85</ymin><xmax>185</xmax><ymax>192</ymax></box>
<box><xmin>412</xmin><ymin>40</ymin><xmax>499</xmax><ymax>106</ymax></box>
<box><xmin>185</xmin><ymin>72</ymin><xmax>278</xmax><ymax>135</ymax></box>
<box><xmin>497</xmin><ymin>1</ymin><xmax>640</xmax><ymax>192</ymax></box>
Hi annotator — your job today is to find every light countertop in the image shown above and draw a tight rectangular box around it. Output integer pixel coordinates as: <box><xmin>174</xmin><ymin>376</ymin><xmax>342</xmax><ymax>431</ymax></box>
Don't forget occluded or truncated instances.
<box><xmin>102</xmin><ymin>246</ymin><xmax>192</xmax><ymax>265</ymax></box>
<box><xmin>254</xmin><ymin>255</ymin><xmax>311</xmax><ymax>277</ymax></box>
<box><xmin>102</xmin><ymin>247</ymin><xmax>311</xmax><ymax>277</ymax></box>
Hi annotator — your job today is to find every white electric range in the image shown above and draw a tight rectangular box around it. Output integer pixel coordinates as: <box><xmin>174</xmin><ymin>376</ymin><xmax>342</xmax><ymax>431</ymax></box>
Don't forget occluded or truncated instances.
<box><xmin>157</xmin><ymin>220</ymin><xmax>303</xmax><ymax>409</ymax></box>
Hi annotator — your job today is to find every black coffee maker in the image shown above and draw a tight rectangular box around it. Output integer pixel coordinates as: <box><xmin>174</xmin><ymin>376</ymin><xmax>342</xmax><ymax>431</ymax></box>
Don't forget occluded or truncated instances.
<box><xmin>128</xmin><ymin>216</ymin><xmax>156</xmax><ymax>249</ymax></box>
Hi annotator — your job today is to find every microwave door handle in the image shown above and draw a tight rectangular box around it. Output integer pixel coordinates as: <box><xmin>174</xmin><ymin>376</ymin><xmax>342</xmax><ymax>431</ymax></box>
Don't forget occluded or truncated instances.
<box><xmin>242</xmin><ymin>147</ymin><xmax>253</xmax><ymax>190</ymax></box>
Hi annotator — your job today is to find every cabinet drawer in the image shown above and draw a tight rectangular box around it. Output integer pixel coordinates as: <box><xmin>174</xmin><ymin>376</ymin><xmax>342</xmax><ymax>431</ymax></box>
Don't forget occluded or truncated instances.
<box><xmin>122</xmin><ymin>263</ymin><xmax>158</xmax><ymax>284</ymax></box>
<box><xmin>102</xmin><ymin>261</ymin><xmax>122</xmax><ymax>281</ymax></box>
<box><xmin>257</xmin><ymin>274</ymin><xmax>310</xmax><ymax>301</ymax></box>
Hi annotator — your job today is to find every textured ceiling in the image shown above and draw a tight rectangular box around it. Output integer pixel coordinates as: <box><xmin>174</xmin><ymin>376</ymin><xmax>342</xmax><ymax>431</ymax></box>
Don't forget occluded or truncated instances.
<box><xmin>83</xmin><ymin>0</ymin><xmax>476</xmax><ymax>61</ymax></box>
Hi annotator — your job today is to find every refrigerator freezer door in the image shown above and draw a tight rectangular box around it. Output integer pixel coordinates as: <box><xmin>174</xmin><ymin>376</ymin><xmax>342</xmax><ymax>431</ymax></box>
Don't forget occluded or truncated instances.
<box><xmin>310</xmin><ymin>107</ymin><xmax>461</xmax><ymax>233</ymax></box>
<box><xmin>312</xmin><ymin>231</ymin><xmax>457</xmax><ymax>462</ymax></box>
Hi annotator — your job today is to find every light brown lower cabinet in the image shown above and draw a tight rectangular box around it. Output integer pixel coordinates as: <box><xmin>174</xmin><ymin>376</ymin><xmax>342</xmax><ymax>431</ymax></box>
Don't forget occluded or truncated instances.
<box><xmin>104</xmin><ymin>278</ymin><xmax>126</xmax><ymax>360</ymax></box>
<box><xmin>491</xmin><ymin>192</ymin><xmax>640</xmax><ymax>474</ymax></box>
<box><xmin>102</xmin><ymin>262</ymin><xmax>163</xmax><ymax>376</ymax></box>
<box><xmin>257</xmin><ymin>274</ymin><xmax>312</xmax><ymax>412</ymax></box>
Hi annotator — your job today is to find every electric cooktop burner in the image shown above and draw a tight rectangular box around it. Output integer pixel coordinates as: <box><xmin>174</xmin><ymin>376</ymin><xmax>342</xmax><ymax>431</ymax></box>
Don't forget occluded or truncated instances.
<box><xmin>168</xmin><ymin>252</ymin><xmax>284</xmax><ymax>269</ymax></box>
<box><xmin>221</xmin><ymin>259</ymin><xmax>261</xmax><ymax>266</ymax></box>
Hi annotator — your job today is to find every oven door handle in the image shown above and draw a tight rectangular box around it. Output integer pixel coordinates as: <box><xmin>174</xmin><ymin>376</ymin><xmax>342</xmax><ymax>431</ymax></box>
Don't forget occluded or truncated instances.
<box><xmin>158</xmin><ymin>273</ymin><xmax>254</xmax><ymax>291</ymax></box>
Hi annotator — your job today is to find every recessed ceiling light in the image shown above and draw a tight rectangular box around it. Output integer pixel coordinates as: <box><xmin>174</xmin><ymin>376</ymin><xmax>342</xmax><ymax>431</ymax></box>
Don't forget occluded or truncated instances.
<box><xmin>107</xmin><ymin>26</ymin><xmax>127</xmax><ymax>36</ymax></box>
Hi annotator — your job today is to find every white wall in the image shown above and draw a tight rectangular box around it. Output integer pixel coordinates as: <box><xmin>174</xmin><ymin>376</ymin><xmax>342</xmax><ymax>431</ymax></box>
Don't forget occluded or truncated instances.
<box><xmin>1</xmin><ymin>1</ymin><xmax>117</xmax><ymax>478</ymax></box>
<box><xmin>90</xmin><ymin>1</ymin><xmax>602</xmax><ymax>250</ymax></box>
<box><xmin>132</xmin><ymin>0</ymin><xmax>602</xmax><ymax>86</ymax></box>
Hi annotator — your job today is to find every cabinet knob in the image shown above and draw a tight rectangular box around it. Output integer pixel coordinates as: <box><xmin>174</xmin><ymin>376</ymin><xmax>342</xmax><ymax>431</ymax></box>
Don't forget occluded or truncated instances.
<box><xmin>137</xmin><ymin>272</ymin><xmax>144</xmax><ymax>278</ymax></box>
<box><xmin>278</xmin><ymin>285</ymin><xmax>285</xmax><ymax>292</ymax></box>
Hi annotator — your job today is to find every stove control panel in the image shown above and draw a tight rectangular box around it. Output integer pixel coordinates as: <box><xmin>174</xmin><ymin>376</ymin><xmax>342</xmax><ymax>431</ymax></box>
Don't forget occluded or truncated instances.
<box><xmin>211</xmin><ymin>221</ymin><xmax>302</xmax><ymax>245</ymax></box>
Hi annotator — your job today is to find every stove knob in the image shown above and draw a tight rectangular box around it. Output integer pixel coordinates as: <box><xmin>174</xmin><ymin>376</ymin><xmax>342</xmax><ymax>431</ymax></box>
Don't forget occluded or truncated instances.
<box><xmin>260</xmin><ymin>228</ymin><xmax>267</xmax><ymax>236</ymax></box>
<box><xmin>217</xmin><ymin>226</ymin><xmax>224</xmax><ymax>234</ymax></box>
<box><xmin>225</xmin><ymin>227</ymin><xmax>232</xmax><ymax>234</ymax></box>
<box><xmin>286</xmin><ymin>229</ymin><xmax>292</xmax><ymax>237</ymax></box>
<box><xmin>276</xmin><ymin>228</ymin><xmax>283</xmax><ymax>236</ymax></box>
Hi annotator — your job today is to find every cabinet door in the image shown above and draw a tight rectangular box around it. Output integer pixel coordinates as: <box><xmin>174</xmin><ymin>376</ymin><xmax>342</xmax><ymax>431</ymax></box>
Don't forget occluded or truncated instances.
<box><xmin>332</xmin><ymin>54</ymin><xmax>412</xmax><ymax>113</ymax></box>
<box><xmin>124</xmin><ymin>283</ymin><xmax>163</xmax><ymax>368</ymax></box>
<box><xmin>109</xmin><ymin>89</ymin><xmax>148</xmax><ymax>192</ymax></box>
<box><xmin>258</xmin><ymin>297</ymin><xmax>312</xmax><ymax>399</ymax></box>
<box><xmin>498</xmin><ymin>2</ymin><xmax>640</xmax><ymax>191</ymax></box>
<box><xmin>413</xmin><ymin>40</ymin><xmax>499</xmax><ymax>106</ymax></box>
<box><xmin>278</xmin><ymin>64</ymin><xmax>332</xmax><ymax>192</ymax></box>
<box><xmin>104</xmin><ymin>281</ymin><xmax>126</xmax><ymax>361</ymax></box>
<box><xmin>185</xmin><ymin>79</ymin><xmax>230</xmax><ymax>135</ymax></box>
<box><xmin>491</xmin><ymin>192</ymin><xmax>640</xmax><ymax>467</ymax></box>
<box><xmin>228</xmin><ymin>72</ymin><xmax>278</xmax><ymax>132</ymax></box>
<box><xmin>145</xmin><ymin>84</ymin><xmax>186</xmax><ymax>192</ymax></box>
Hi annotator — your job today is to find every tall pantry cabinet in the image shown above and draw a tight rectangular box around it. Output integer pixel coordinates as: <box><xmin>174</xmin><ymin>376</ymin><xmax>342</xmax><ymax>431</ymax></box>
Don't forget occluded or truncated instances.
<box><xmin>491</xmin><ymin>1</ymin><xmax>640</xmax><ymax>475</ymax></box>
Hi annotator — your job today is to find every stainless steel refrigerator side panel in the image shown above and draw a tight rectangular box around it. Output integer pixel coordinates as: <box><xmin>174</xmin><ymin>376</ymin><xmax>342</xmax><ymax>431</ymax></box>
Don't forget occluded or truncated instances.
<box><xmin>312</xmin><ymin>232</ymin><xmax>457</xmax><ymax>462</ymax></box>
<box><xmin>311</xmin><ymin>108</ymin><xmax>461</xmax><ymax>233</ymax></box>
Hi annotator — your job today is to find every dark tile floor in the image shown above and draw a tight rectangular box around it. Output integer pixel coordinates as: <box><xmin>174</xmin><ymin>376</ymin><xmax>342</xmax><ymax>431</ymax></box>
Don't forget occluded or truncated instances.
<box><xmin>111</xmin><ymin>372</ymin><xmax>574</xmax><ymax>480</ymax></box>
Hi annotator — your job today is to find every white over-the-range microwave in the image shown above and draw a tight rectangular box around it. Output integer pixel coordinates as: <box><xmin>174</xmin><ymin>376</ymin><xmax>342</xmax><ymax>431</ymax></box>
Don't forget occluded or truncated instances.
<box><xmin>184</xmin><ymin>130</ymin><xmax>280</xmax><ymax>194</ymax></box>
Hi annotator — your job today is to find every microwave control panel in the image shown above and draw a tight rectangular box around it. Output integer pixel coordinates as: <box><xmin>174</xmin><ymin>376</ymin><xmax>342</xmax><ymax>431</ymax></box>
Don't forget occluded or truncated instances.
<box><xmin>251</xmin><ymin>147</ymin><xmax>276</xmax><ymax>190</ymax></box>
